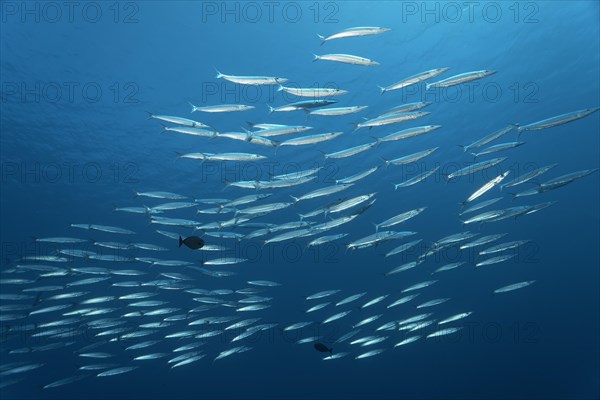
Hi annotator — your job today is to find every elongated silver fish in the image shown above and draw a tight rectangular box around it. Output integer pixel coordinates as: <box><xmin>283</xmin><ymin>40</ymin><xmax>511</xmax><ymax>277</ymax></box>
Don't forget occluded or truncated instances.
<box><xmin>378</xmin><ymin>68</ymin><xmax>449</xmax><ymax>94</ymax></box>
<box><xmin>460</xmin><ymin>126</ymin><xmax>513</xmax><ymax>153</ymax></box>
<box><xmin>464</xmin><ymin>171</ymin><xmax>510</xmax><ymax>204</ymax></box>
<box><xmin>317</xmin><ymin>26</ymin><xmax>390</xmax><ymax>44</ymax></box>
<box><xmin>279</xmin><ymin>132</ymin><xmax>343</xmax><ymax>147</ymax></box>
<box><xmin>277</xmin><ymin>85</ymin><xmax>347</xmax><ymax>98</ymax></box>
<box><xmin>501</xmin><ymin>164</ymin><xmax>557</xmax><ymax>190</ymax></box>
<box><xmin>382</xmin><ymin>147</ymin><xmax>438</xmax><ymax>166</ymax></box>
<box><xmin>513</xmin><ymin>107</ymin><xmax>599</xmax><ymax>134</ymax></box>
<box><xmin>310</xmin><ymin>106</ymin><xmax>368</xmax><ymax>116</ymax></box>
<box><xmin>479</xmin><ymin>240</ymin><xmax>530</xmax><ymax>255</ymax></box>
<box><xmin>97</xmin><ymin>366</ymin><xmax>138</xmax><ymax>377</ymax></box>
<box><xmin>394</xmin><ymin>167</ymin><xmax>439</xmax><ymax>189</ymax></box>
<box><xmin>291</xmin><ymin>184</ymin><xmax>353</xmax><ymax>203</ymax></box>
<box><xmin>356</xmin><ymin>111</ymin><xmax>430</xmax><ymax>130</ymax></box>
<box><xmin>376</xmin><ymin>125</ymin><xmax>441</xmax><ymax>142</ymax></box>
<box><xmin>189</xmin><ymin>103</ymin><xmax>254</xmax><ymax>113</ymax></box>
<box><xmin>426</xmin><ymin>327</ymin><xmax>463</xmax><ymax>338</ymax></box>
<box><xmin>438</xmin><ymin>312</ymin><xmax>473</xmax><ymax>325</ymax></box>
<box><xmin>401</xmin><ymin>280</ymin><xmax>438</xmax><ymax>293</ymax></box>
<box><xmin>215</xmin><ymin>69</ymin><xmax>287</xmax><ymax>85</ymax></box>
<box><xmin>268</xmin><ymin>100</ymin><xmax>336</xmax><ymax>113</ymax></box>
<box><xmin>446</xmin><ymin>157</ymin><xmax>507</xmax><ymax>181</ymax></box>
<box><xmin>375</xmin><ymin>207</ymin><xmax>426</xmax><ymax>231</ymax></box>
<box><xmin>475</xmin><ymin>254</ymin><xmax>516</xmax><ymax>267</ymax></box>
<box><xmin>313</xmin><ymin>53</ymin><xmax>379</xmax><ymax>66</ymax></box>
<box><xmin>494</xmin><ymin>280</ymin><xmax>536</xmax><ymax>293</ymax></box>
<box><xmin>471</xmin><ymin>142</ymin><xmax>525</xmax><ymax>159</ymax></box>
<box><xmin>426</xmin><ymin>70</ymin><xmax>495</xmax><ymax>89</ymax></box>
<box><xmin>147</xmin><ymin>114</ymin><xmax>209</xmax><ymax>129</ymax></box>
<box><xmin>321</xmin><ymin>142</ymin><xmax>377</xmax><ymax>159</ymax></box>
<box><xmin>322</xmin><ymin>310</ymin><xmax>352</xmax><ymax>324</ymax></box>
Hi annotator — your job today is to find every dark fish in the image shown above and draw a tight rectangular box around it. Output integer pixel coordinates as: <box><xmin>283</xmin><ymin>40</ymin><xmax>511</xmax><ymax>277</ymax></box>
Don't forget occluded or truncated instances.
<box><xmin>179</xmin><ymin>236</ymin><xmax>205</xmax><ymax>250</ymax></box>
<box><xmin>314</xmin><ymin>343</ymin><xmax>332</xmax><ymax>354</ymax></box>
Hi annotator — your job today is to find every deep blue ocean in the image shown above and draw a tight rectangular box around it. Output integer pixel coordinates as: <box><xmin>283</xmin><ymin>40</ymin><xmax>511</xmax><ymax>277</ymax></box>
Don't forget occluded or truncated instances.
<box><xmin>1</xmin><ymin>1</ymin><xmax>599</xmax><ymax>399</ymax></box>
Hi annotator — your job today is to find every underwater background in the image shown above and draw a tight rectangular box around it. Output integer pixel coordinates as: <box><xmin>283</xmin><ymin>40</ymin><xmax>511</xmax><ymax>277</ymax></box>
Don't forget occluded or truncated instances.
<box><xmin>1</xmin><ymin>1</ymin><xmax>599</xmax><ymax>399</ymax></box>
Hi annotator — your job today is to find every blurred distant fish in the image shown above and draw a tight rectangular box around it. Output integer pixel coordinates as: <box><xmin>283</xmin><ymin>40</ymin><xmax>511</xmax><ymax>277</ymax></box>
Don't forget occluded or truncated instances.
<box><xmin>494</xmin><ymin>280</ymin><xmax>536</xmax><ymax>293</ymax></box>
<box><xmin>313</xmin><ymin>53</ymin><xmax>379</xmax><ymax>66</ymax></box>
<box><xmin>135</xmin><ymin>191</ymin><xmax>187</xmax><ymax>200</ymax></box>
<box><xmin>313</xmin><ymin>343</ymin><xmax>333</xmax><ymax>354</ymax></box>
<box><xmin>317</xmin><ymin>26</ymin><xmax>390</xmax><ymax>45</ymax></box>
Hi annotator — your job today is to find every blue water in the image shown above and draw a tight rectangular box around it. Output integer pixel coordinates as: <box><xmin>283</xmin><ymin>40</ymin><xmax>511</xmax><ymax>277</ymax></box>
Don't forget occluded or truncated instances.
<box><xmin>1</xmin><ymin>1</ymin><xmax>599</xmax><ymax>399</ymax></box>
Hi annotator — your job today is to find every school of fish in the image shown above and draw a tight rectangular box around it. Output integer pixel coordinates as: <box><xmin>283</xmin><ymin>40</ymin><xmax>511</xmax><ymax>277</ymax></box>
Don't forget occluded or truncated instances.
<box><xmin>1</xmin><ymin>25</ymin><xmax>599</xmax><ymax>391</ymax></box>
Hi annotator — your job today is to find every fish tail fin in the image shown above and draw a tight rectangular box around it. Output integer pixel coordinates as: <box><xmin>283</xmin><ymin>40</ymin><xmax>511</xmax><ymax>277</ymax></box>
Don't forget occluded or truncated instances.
<box><xmin>457</xmin><ymin>144</ymin><xmax>467</xmax><ymax>152</ymax></box>
<box><xmin>276</xmin><ymin>84</ymin><xmax>284</xmax><ymax>92</ymax></box>
<box><xmin>290</xmin><ymin>195</ymin><xmax>299</xmax><ymax>204</ymax></box>
<box><xmin>370</xmin><ymin>135</ymin><xmax>381</xmax><ymax>145</ymax></box>
<box><xmin>317</xmin><ymin>150</ymin><xmax>327</xmax><ymax>159</ymax></box>
<box><xmin>509</xmin><ymin>123</ymin><xmax>522</xmax><ymax>139</ymax></box>
<box><xmin>379</xmin><ymin>157</ymin><xmax>389</xmax><ymax>169</ymax></box>
<box><xmin>312</xmin><ymin>53</ymin><xmax>320</xmax><ymax>62</ymax></box>
<box><xmin>373</xmin><ymin>223</ymin><xmax>380</xmax><ymax>233</ymax></box>
<box><xmin>393</xmin><ymin>183</ymin><xmax>399</xmax><ymax>191</ymax></box>
<box><xmin>377</xmin><ymin>85</ymin><xmax>386</xmax><ymax>95</ymax></box>
<box><xmin>469</xmin><ymin>152</ymin><xmax>478</xmax><ymax>160</ymax></box>
<box><xmin>178</xmin><ymin>236</ymin><xmax>183</xmax><ymax>248</ymax></box>
<box><xmin>246</xmin><ymin>121</ymin><xmax>255</xmax><ymax>128</ymax></box>
<box><xmin>351</xmin><ymin>123</ymin><xmax>360</xmax><ymax>134</ymax></box>
<box><xmin>425</xmin><ymin>83</ymin><xmax>432</xmax><ymax>90</ymax></box>
<box><xmin>267</xmin><ymin>105</ymin><xmax>274</xmax><ymax>114</ymax></box>
<box><xmin>175</xmin><ymin>151</ymin><xmax>183</xmax><ymax>159</ymax></box>
<box><xmin>317</xmin><ymin>34</ymin><xmax>325</xmax><ymax>45</ymax></box>
<box><xmin>146</xmin><ymin>111</ymin><xmax>154</xmax><ymax>120</ymax></box>
<box><xmin>214</xmin><ymin>67</ymin><xmax>223</xmax><ymax>79</ymax></box>
<box><xmin>188</xmin><ymin>101</ymin><xmax>197</xmax><ymax>113</ymax></box>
